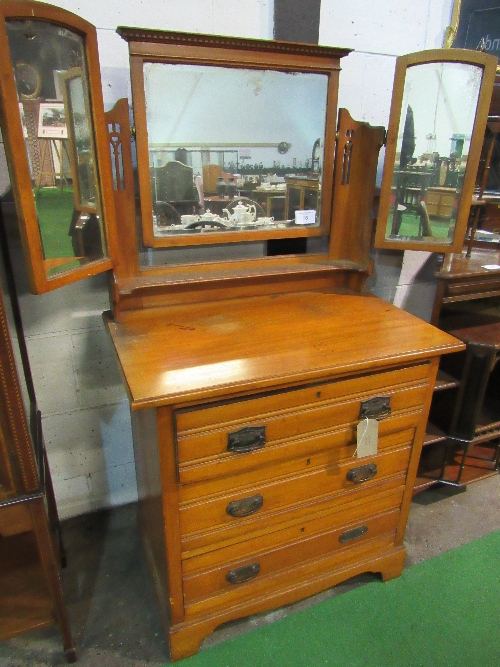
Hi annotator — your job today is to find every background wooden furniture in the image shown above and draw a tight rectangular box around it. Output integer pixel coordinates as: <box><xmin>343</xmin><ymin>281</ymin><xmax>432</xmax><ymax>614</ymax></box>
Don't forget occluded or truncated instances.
<box><xmin>284</xmin><ymin>176</ymin><xmax>320</xmax><ymax>220</ymax></box>
<box><xmin>0</xmin><ymin>216</ymin><xmax>75</xmax><ymax>661</ymax></box>
<box><xmin>414</xmin><ymin>248</ymin><xmax>500</xmax><ymax>494</ymax></box>
<box><xmin>425</xmin><ymin>186</ymin><xmax>456</xmax><ymax>220</ymax></box>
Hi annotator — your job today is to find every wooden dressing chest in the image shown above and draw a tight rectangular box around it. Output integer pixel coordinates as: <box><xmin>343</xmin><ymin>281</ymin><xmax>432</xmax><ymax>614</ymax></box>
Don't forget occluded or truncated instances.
<box><xmin>106</xmin><ymin>291</ymin><xmax>461</xmax><ymax>660</ymax></box>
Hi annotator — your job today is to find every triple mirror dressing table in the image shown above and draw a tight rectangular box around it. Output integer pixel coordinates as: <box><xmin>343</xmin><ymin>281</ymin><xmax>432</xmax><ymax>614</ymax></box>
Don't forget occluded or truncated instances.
<box><xmin>0</xmin><ymin>2</ymin><xmax>497</xmax><ymax>661</ymax></box>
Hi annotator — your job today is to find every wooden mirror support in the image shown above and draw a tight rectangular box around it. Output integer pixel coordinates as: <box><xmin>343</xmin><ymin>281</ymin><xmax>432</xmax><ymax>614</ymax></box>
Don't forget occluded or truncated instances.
<box><xmin>0</xmin><ymin>1</ymin><xmax>118</xmax><ymax>293</ymax></box>
<box><xmin>375</xmin><ymin>48</ymin><xmax>497</xmax><ymax>253</ymax></box>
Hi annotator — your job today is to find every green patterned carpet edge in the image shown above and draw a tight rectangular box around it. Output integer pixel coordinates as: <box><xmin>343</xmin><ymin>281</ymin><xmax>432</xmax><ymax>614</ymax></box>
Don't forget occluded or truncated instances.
<box><xmin>172</xmin><ymin>530</ymin><xmax>500</xmax><ymax>667</ymax></box>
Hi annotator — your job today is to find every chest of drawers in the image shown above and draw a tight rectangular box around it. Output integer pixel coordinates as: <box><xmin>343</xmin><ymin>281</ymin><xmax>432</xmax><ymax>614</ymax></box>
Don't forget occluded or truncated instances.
<box><xmin>106</xmin><ymin>291</ymin><xmax>462</xmax><ymax>660</ymax></box>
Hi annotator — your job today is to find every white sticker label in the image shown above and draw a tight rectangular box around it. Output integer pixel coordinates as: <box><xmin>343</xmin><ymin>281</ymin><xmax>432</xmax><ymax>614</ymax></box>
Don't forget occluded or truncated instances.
<box><xmin>356</xmin><ymin>419</ymin><xmax>378</xmax><ymax>458</ymax></box>
<box><xmin>295</xmin><ymin>210</ymin><xmax>316</xmax><ymax>225</ymax></box>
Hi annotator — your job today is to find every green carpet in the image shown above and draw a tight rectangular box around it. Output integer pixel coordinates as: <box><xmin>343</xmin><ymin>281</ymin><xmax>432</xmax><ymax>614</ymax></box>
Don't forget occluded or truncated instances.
<box><xmin>176</xmin><ymin>531</ymin><xmax>500</xmax><ymax>667</ymax></box>
<box><xmin>34</xmin><ymin>187</ymin><xmax>75</xmax><ymax>259</ymax></box>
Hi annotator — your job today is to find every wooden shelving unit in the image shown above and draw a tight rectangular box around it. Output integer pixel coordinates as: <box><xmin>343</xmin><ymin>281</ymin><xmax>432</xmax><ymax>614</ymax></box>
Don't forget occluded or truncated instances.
<box><xmin>415</xmin><ymin>248</ymin><xmax>500</xmax><ymax>495</ymax></box>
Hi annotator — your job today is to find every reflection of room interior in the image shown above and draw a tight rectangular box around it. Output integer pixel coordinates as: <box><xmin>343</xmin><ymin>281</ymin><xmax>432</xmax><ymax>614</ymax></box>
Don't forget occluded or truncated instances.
<box><xmin>388</xmin><ymin>62</ymin><xmax>481</xmax><ymax>242</ymax></box>
<box><xmin>390</xmin><ymin>138</ymin><xmax>467</xmax><ymax>239</ymax></box>
<box><xmin>145</xmin><ymin>64</ymin><xmax>325</xmax><ymax>233</ymax></box>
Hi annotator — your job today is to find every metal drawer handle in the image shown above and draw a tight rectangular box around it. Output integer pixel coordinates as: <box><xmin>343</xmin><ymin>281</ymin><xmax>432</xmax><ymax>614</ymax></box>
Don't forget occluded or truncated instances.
<box><xmin>226</xmin><ymin>494</ymin><xmax>264</xmax><ymax>518</ymax></box>
<box><xmin>359</xmin><ymin>396</ymin><xmax>391</xmax><ymax>420</ymax></box>
<box><xmin>346</xmin><ymin>462</ymin><xmax>377</xmax><ymax>484</ymax></box>
<box><xmin>227</xmin><ymin>426</ymin><xmax>266</xmax><ymax>453</ymax></box>
<box><xmin>226</xmin><ymin>562</ymin><xmax>260</xmax><ymax>585</ymax></box>
<box><xmin>339</xmin><ymin>525</ymin><xmax>368</xmax><ymax>543</ymax></box>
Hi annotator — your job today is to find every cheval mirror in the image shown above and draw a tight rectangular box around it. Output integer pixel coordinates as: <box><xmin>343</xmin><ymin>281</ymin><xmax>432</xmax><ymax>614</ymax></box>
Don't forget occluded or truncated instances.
<box><xmin>375</xmin><ymin>48</ymin><xmax>497</xmax><ymax>253</ymax></box>
<box><xmin>0</xmin><ymin>1</ymin><xmax>117</xmax><ymax>293</ymax></box>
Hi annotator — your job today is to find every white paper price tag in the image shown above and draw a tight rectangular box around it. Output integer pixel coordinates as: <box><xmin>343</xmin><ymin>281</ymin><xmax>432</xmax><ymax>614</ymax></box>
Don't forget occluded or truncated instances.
<box><xmin>356</xmin><ymin>418</ymin><xmax>378</xmax><ymax>458</ymax></box>
<box><xmin>295</xmin><ymin>210</ymin><xmax>316</xmax><ymax>225</ymax></box>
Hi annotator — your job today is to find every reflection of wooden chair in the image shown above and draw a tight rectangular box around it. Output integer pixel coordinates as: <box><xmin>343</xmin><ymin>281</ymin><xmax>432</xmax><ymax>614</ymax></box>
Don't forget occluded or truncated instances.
<box><xmin>150</xmin><ymin>161</ymin><xmax>199</xmax><ymax>214</ymax></box>
<box><xmin>154</xmin><ymin>201</ymin><xmax>181</xmax><ymax>226</ymax></box>
<box><xmin>418</xmin><ymin>200</ymin><xmax>433</xmax><ymax>236</ymax></box>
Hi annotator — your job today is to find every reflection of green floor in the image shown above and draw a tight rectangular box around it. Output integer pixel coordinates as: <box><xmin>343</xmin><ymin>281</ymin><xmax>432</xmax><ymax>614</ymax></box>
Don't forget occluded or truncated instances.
<box><xmin>34</xmin><ymin>187</ymin><xmax>75</xmax><ymax>259</ymax></box>
<box><xmin>386</xmin><ymin>212</ymin><xmax>453</xmax><ymax>240</ymax></box>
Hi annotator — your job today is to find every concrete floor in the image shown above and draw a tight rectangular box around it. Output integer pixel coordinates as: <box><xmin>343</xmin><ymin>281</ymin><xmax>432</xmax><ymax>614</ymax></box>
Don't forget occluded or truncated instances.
<box><xmin>1</xmin><ymin>474</ymin><xmax>500</xmax><ymax>667</ymax></box>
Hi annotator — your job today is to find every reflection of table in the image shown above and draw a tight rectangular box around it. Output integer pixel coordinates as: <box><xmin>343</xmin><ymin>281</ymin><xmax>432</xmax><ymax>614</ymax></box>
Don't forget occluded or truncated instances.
<box><xmin>284</xmin><ymin>177</ymin><xmax>320</xmax><ymax>220</ymax></box>
<box><xmin>203</xmin><ymin>196</ymin><xmax>235</xmax><ymax>216</ymax></box>
<box><xmin>425</xmin><ymin>186</ymin><xmax>456</xmax><ymax>220</ymax></box>
<box><xmin>252</xmin><ymin>189</ymin><xmax>286</xmax><ymax>218</ymax></box>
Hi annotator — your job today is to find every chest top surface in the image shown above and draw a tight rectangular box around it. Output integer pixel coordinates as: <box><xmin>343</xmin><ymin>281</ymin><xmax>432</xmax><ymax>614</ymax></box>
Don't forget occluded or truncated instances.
<box><xmin>105</xmin><ymin>291</ymin><xmax>463</xmax><ymax>408</ymax></box>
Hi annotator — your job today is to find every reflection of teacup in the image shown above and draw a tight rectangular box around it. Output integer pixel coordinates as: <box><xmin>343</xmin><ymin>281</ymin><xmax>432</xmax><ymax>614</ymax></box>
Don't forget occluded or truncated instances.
<box><xmin>181</xmin><ymin>214</ymin><xmax>199</xmax><ymax>224</ymax></box>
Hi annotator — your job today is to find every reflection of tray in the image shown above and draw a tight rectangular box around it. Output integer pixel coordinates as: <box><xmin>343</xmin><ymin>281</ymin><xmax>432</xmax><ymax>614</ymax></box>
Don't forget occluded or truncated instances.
<box><xmin>184</xmin><ymin>220</ymin><xmax>231</xmax><ymax>230</ymax></box>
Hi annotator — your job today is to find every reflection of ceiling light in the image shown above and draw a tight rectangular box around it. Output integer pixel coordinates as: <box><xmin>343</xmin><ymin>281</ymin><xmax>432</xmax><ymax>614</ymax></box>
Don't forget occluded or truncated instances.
<box><xmin>162</xmin><ymin>359</ymin><xmax>247</xmax><ymax>390</ymax></box>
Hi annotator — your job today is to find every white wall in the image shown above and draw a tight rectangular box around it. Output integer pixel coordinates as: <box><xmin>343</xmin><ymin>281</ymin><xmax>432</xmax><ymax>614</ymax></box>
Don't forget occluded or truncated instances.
<box><xmin>4</xmin><ymin>0</ymin><xmax>455</xmax><ymax>518</ymax></box>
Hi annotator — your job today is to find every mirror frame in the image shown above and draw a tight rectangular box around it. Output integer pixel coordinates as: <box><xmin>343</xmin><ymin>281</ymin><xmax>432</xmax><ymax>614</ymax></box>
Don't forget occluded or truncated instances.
<box><xmin>375</xmin><ymin>48</ymin><xmax>497</xmax><ymax>253</ymax></box>
<box><xmin>0</xmin><ymin>1</ymin><xmax>118</xmax><ymax>293</ymax></box>
<box><xmin>118</xmin><ymin>27</ymin><xmax>350</xmax><ymax>249</ymax></box>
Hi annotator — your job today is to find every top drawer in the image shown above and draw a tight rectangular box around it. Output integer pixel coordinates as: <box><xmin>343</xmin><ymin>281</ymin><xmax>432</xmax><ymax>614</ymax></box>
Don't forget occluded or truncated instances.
<box><xmin>174</xmin><ymin>363</ymin><xmax>431</xmax><ymax>467</ymax></box>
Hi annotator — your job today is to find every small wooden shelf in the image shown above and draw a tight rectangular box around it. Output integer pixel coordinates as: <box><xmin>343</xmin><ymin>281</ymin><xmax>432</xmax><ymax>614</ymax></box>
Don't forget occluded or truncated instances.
<box><xmin>414</xmin><ymin>441</ymin><xmax>499</xmax><ymax>495</ymax></box>
<box><xmin>434</xmin><ymin>369</ymin><xmax>459</xmax><ymax>391</ymax></box>
<box><xmin>424</xmin><ymin>421</ymin><xmax>447</xmax><ymax>446</ymax></box>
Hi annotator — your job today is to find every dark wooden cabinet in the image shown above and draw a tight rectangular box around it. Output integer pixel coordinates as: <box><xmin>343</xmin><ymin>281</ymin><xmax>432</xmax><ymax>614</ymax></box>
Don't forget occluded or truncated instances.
<box><xmin>415</xmin><ymin>248</ymin><xmax>500</xmax><ymax>493</ymax></box>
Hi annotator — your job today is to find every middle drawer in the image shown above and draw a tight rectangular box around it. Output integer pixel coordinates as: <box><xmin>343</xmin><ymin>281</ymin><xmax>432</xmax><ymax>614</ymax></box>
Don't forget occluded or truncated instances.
<box><xmin>179</xmin><ymin>445</ymin><xmax>411</xmax><ymax>550</ymax></box>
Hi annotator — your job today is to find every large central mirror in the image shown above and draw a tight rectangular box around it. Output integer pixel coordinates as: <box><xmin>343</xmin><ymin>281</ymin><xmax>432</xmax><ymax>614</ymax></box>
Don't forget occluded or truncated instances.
<box><xmin>144</xmin><ymin>63</ymin><xmax>327</xmax><ymax>241</ymax></box>
<box><xmin>375</xmin><ymin>49</ymin><xmax>497</xmax><ymax>253</ymax></box>
<box><xmin>119</xmin><ymin>28</ymin><xmax>348</xmax><ymax>249</ymax></box>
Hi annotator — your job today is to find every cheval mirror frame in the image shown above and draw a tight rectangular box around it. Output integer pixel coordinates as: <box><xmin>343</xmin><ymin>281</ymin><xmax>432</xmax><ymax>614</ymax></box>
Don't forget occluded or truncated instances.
<box><xmin>121</xmin><ymin>28</ymin><xmax>349</xmax><ymax>250</ymax></box>
<box><xmin>0</xmin><ymin>1</ymin><xmax>119</xmax><ymax>294</ymax></box>
<box><xmin>375</xmin><ymin>48</ymin><xmax>497</xmax><ymax>253</ymax></box>
<box><xmin>106</xmin><ymin>28</ymin><xmax>388</xmax><ymax>317</ymax></box>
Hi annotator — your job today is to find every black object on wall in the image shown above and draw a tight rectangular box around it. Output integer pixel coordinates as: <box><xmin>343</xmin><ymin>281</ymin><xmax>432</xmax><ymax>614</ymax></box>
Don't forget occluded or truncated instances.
<box><xmin>269</xmin><ymin>1</ymin><xmax>321</xmax><ymax>256</ymax></box>
<box><xmin>274</xmin><ymin>0</ymin><xmax>321</xmax><ymax>44</ymax></box>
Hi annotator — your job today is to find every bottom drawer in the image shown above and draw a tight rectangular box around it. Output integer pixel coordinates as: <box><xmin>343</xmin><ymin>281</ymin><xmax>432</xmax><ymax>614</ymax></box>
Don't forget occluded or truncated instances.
<box><xmin>183</xmin><ymin>503</ymin><xmax>400</xmax><ymax>607</ymax></box>
<box><xmin>184</xmin><ymin>529</ymin><xmax>398</xmax><ymax>618</ymax></box>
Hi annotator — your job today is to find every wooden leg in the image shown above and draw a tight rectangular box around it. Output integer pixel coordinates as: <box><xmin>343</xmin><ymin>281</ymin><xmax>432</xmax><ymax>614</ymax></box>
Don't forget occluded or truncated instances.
<box><xmin>28</xmin><ymin>499</ymin><xmax>76</xmax><ymax>661</ymax></box>
<box><xmin>379</xmin><ymin>546</ymin><xmax>406</xmax><ymax>582</ymax></box>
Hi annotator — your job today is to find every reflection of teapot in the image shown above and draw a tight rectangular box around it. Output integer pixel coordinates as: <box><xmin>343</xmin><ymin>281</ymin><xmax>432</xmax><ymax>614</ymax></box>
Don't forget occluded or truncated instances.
<box><xmin>199</xmin><ymin>209</ymin><xmax>218</xmax><ymax>222</ymax></box>
<box><xmin>223</xmin><ymin>201</ymin><xmax>256</xmax><ymax>225</ymax></box>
